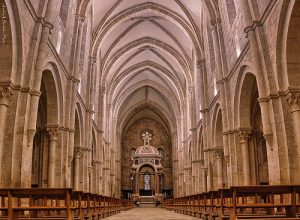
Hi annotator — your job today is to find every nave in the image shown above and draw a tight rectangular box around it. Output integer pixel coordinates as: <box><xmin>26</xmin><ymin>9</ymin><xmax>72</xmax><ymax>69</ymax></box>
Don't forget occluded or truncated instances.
<box><xmin>1</xmin><ymin>0</ymin><xmax>300</xmax><ymax>219</ymax></box>
<box><xmin>106</xmin><ymin>208</ymin><xmax>195</xmax><ymax>220</ymax></box>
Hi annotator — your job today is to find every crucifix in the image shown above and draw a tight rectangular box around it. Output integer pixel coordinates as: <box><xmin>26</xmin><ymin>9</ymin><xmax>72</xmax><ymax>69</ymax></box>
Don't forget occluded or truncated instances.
<box><xmin>142</xmin><ymin>132</ymin><xmax>152</xmax><ymax>146</ymax></box>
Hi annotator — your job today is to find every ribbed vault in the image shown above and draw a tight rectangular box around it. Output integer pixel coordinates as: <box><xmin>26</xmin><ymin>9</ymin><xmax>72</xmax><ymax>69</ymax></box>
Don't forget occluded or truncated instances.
<box><xmin>90</xmin><ymin>0</ymin><xmax>218</xmax><ymax>196</ymax></box>
<box><xmin>90</xmin><ymin>0</ymin><xmax>216</xmax><ymax>133</ymax></box>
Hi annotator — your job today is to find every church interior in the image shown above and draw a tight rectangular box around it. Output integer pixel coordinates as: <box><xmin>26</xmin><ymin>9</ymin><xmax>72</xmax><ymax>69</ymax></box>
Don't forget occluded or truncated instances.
<box><xmin>0</xmin><ymin>0</ymin><xmax>300</xmax><ymax>219</ymax></box>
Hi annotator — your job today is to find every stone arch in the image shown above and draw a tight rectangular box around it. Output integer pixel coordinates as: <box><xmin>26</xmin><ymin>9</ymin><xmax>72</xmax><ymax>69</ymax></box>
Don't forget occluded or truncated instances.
<box><xmin>41</xmin><ymin>62</ymin><xmax>64</xmax><ymax>125</ymax></box>
<box><xmin>212</xmin><ymin>105</ymin><xmax>223</xmax><ymax>149</ymax></box>
<box><xmin>276</xmin><ymin>0</ymin><xmax>300</xmax><ymax>89</ymax></box>
<box><xmin>72</xmin><ymin>103</ymin><xmax>84</xmax><ymax>191</ymax></box>
<box><xmin>235</xmin><ymin>71</ymin><xmax>270</xmax><ymax>185</ymax></box>
<box><xmin>285</xmin><ymin>1</ymin><xmax>300</xmax><ymax>87</ymax></box>
<box><xmin>1</xmin><ymin>0</ymin><xmax>23</xmax><ymax>82</ymax></box>
<box><xmin>92</xmin><ymin>129</ymin><xmax>97</xmax><ymax>160</ymax></box>
<box><xmin>41</xmin><ymin>70</ymin><xmax>60</xmax><ymax>126</ymax></box>
<box><xmin>237</xmin><ymin>72</ymin><xmax>257</xmax><ymax>128</ymax></box>
<box><xmin>75</xmin><ymin>103</ymin><xmax>84</xmax><ymax>147</ymax></box>
<box><xmin>31</xmin><ymin>69</ymin><xmax>60</xmax><ymax>188</ymax></box>
<box><xmin>198</xmin><ymin>126</ymin><xmax>204</xmax><ymax>160</ymax></box>
<box><xmin>211</xmin><ymin>104</ymin><xmax>227</xmax><ymax>189</ymax></box>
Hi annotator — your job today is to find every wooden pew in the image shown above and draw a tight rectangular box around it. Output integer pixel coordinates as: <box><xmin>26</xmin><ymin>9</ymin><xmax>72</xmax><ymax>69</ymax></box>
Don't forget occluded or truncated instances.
<box><xmin>0</xmin><ymin>188</ymin><xmax>124</xmax><ymax>220</ymax></box>
<box><xmin>229</xmin><ymin>185</ymin><xmax>300</xmax><ymax>219</ymax></box>
<box><xmin>0</xmin><ymin>188</ymin><xmax>75</xmax><ymax>220</ymax></box>
<box><xmin>165</xmin><ymin>185</ymin><xmax>300</xmax><ymax>220</ymax></box>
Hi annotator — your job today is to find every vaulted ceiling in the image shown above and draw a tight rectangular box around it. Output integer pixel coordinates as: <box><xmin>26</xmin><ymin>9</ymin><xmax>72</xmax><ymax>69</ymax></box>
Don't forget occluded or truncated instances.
<box><xmin>90</xmin><ymin>0</ymin><xmax>215</xmax><ymax>133</ymax></box>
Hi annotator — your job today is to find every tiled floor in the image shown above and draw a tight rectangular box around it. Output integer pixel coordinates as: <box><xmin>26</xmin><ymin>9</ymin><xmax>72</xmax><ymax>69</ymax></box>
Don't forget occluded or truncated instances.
<box><xmin>105</xmin><ymin>208</ymin><xmax>198</xmax><ymax>220</ymax></box>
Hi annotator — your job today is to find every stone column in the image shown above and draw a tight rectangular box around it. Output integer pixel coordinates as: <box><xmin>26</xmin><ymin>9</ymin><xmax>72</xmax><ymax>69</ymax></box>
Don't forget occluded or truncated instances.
<box><xmin>47</xmin><ymin>127</ymin><xmax>59</xmax><ymax>188</ymax></box>
<box><xmin>197</xmin><ymin>60</ymin><xmax>207</xmax><ymax>110</ymax></box>
<box><xmin>0</xmin><ymin>87</ymin><xmax>12</xmax><ymax>186</ymax></box>
<box><xmin>239</xmin><ymin>130</ymin><xmax>252</xmax><ymax>185</ymax></box>
<box><xmin>135</xmin><ymin>173</ymin><xmax>139</xmax><ymax>195</ymax></box>
<box><xmin>67</xmin><ymin>15</ymin><xmax>86</xmax><ymax>178</ymax></box>
<box><xmin>287</xmin><ymin>93</ymin><xmax>300</xmax><ymax>172</ymax></box>
<box><xmin>73</xmin><ymin>147</ymin><xmax>82</xmax><ymax>191</ymax></box>
<box><xmin>215</xmin><ymin>150</ymin><xmax>224</xmax><ymax>189</ymax></box>
<box><xmin>210</xmin><ymin>19</ymin><xmax>223</xmax><ymax>80</ymax></box>
<box><xmin>201</xmin><ymin>167</ymin><xmax>208</xmax><ymax>192</ymax></box>
<box><xmin>155</xmin><ymin>173</ymin><xmax>159</xmax><ymax>195</ymax></box>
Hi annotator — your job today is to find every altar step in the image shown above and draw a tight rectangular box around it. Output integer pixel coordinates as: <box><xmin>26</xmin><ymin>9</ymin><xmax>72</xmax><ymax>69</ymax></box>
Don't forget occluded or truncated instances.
<box><xmin>138</xmin><ymin>196</ymin><xmax>157</xmax><ymax>208</ymax></box>
<box><xmin>139</xmin><ymin>202</ymin><xmax>156</xmax><ymax>208</ymax></box>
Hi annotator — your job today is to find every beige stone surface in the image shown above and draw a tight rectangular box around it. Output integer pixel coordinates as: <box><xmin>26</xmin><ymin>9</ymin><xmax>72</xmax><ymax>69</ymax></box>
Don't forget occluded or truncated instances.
<box><xmin>105</xmin><ymin>208</ymin><xmax>197</xmax><ymax>220</ymax></box>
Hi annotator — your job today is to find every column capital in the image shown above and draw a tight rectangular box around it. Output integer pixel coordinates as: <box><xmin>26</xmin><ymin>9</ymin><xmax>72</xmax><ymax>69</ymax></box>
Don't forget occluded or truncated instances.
<box><xmin>238</xmin><ymin>128</ymin><xmax>252</xmax><ymax>143</ymax></box>
<box><xmin>74</xmin><ymin>146</ymin><xmax>82</xmax><ymax>159</ymax></box>
<box><xmin>46</xmin><ymin>126</ymin><xmax>59</xmax><ymax>141</ymax></box>
<box><xmin>0</xmin><ymin>86</ymin><xmax>13</xmax><ymax>105</ymax></box>
<box><xmin>214</xmin><ymin>149</ymin><xmax>224</xmax><ymax>159</ymax></box>
<box><xmin>286</xmin><ymin>92</ymin><xmax>300</xmax><ymax>112</ymax></box>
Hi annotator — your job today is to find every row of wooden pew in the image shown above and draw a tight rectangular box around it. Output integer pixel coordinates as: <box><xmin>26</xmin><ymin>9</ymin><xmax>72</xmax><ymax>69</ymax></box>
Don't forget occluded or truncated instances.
<box><xmin>162</xmin><ymin>185</ymin><xmax>300</xmax><ymax>219</ymax></box>
<box><xmin>0</xmin><ymin>188</ymin><xmax>133</xmax><ymax>219</ymax></box>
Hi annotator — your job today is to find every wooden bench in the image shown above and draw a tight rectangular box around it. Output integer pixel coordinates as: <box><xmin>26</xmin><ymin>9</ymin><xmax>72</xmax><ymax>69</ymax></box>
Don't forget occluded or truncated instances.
<box><xmin>0</xmin><ymin>188</ymin><xmax>75</xmax><ymax>220</ymax></box>
<box><xmin>0</xmin><ymin>188</ymin><xmax>123</xmax><ymax>220</ymax></box>
<box><xmin>166</xmin><ymin>185</ymin><xmax>300</xmax><ymax>220</ymax></box>
<box><xmin>229</xmin><ymin>185</ymin><xmax>300</xmax><ymax>219</ymax></box>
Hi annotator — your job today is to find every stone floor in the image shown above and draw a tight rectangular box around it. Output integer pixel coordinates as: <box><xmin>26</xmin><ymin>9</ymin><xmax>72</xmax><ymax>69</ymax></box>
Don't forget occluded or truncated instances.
<box><xmin>105</xmin><ymin>208</ymin><xmax>198</xmax><ymax>220</ymax></box>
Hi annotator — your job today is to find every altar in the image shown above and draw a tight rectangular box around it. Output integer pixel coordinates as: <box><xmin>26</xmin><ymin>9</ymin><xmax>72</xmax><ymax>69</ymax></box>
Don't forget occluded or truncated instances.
<box><xmin>130</xmin><ymin>132</ymin><xmax>163</xmax><ymax>203</ymax></box>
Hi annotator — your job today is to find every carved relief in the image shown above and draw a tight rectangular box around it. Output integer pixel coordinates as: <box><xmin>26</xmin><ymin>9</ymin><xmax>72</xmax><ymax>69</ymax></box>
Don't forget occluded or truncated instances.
<box><xmin>287</xmin><ymin>92</ymin><xmax>300</xmax><ymax>111</ymax></box>
<box><xmin>239</xmin><ymin>130</ymin><xmax>251</xmax><ymax>144</ymax></box>
<box><xmin>46</xmin><ymin>127</ymin><xmax>59</xmax><ymax>141</ymax></box>
<box><xmin>0</xmin><ymin>86</ymin><xmax>12</xmax><ymax>104</ymax></box>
